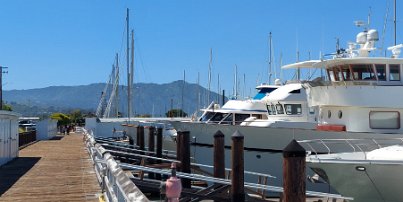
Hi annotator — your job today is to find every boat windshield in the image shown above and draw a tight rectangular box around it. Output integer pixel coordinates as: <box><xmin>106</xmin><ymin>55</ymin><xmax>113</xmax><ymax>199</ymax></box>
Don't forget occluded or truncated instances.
<box><xmin>199</xmin><ymin>112</ymin><xmax>215</xmax><ymax>122</ymax></box>
<box><xmin>221</xmin><ymin>113</ymin><xmax>233</xmax><ymax>125</ymax></box>
<box><xmin>210</xmin><ymin>113</ymin><xmax>228</xmax><ymax>123</ymax></box>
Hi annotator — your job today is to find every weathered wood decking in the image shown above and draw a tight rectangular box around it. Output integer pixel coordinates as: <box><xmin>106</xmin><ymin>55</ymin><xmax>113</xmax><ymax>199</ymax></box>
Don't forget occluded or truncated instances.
<box><xmin>0</xmin><ymin>132</ymin><xmax>101</xmax><ymax>201</ymax></box>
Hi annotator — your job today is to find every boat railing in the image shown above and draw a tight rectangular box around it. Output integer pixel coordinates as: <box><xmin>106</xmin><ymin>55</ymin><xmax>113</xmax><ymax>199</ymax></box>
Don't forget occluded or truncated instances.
<box><xmin>299</xmin><ymin>138</ymin><xmax>403</xmax><ymax>157</ymax></box>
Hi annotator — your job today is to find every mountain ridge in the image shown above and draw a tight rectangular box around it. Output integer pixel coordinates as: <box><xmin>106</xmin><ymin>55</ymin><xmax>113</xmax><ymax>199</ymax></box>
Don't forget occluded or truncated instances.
<box><xmin>4</xmin><ymin>80</ymin><xmax>227</xmax><ymax>116</ymax></box>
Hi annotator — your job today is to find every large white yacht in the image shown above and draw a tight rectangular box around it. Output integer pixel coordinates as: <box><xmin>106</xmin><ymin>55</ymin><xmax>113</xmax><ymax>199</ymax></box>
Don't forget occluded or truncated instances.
<box><xmin>171</xmin><ymin>26</ymin><xmax>403</xmax><ymax>153</ymax></box>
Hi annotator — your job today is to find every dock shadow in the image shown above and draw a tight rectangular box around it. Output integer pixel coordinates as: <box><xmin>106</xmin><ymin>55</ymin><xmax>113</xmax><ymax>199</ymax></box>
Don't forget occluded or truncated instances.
<box><xmin>48</xmin><ymin>136</ymin><xmax>64</xmax><ymax>141</ymax></box>
<box><xmin>0</xmin><ymin>157</ymin><xmax>41</xmax><ymax>196</ymax></box>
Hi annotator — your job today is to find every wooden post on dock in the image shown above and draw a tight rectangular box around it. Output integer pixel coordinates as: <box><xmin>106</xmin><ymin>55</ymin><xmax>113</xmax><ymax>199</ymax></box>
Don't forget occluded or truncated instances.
<box><xmin>128</xmin><ymin>125</ymin><xmax>134</xmax><ymax>145</ymax></box>
<box><xmin>213</xmin><ymin>130</ymin><xmax>225</xmax><ymax>180</ymax></box>
<box><xmin>136</xmin><ymin>125</ymin><xmax>140</xmax><ymax>147</ymax></box>
<box><xmin>177</xmin><ymin>130</ymin><xmax>191</xmax><ymax>189</ymax></box>
<box><xmin>156</xmin><ymin>127</ymin><xmax>163</xmax><ymax>180</ymax></box>
<box><xmin>231</xmin><ymin>130</ymin><xmax>245</xmax><ymax>202</ymax></box>
<box><xmin>148</xmin><ymin>126</ymin><xmax>155</xmax><ymax>179</ymax></box>
<box><xmin>138</xmin><ymin>125</ymin><xmax>145</xmax><ymax>154</ymax></box>
<box><xmin>282</xmin><ymin>139</ymin><xmax>306</xmax><ymax>202</ymax></box>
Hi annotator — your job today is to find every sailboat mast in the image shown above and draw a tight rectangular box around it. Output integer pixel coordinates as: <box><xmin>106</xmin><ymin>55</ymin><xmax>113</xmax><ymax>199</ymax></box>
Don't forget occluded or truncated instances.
<box><xmin>115</xmin><ymin>53</ymin><xmax>119</xmax><ymax>117</ymax></box>
<box><xmin>126</xmin><ymin>8</ymin><xmax>132</xmax><ymax>121</ymax></box>
<box><xmin>234</xmin><ymin>64</ymin><xmax>238</xmax><ymax>100</ymax></box>
<box><xmin>217</xmin><ymin>74</ymin><xmax>220</xmax><ymax>104</ymax></box>
<box><xmin>268</xmin><ymin>32</ymin><xmax>272</xmax><ymax>84</ymax></box>
<box><xmin>130</xmin><ymin>30</ymin><xmax>134</xmax><ymax>117</ymax></box>
<box><xmin>197</xmin><ymin>72</ymin><xmax>200</xmax><ymax>113</ymax></box>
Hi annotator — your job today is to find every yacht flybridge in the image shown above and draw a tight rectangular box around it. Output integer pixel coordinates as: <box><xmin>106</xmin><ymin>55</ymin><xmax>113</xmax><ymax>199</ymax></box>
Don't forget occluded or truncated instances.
<box><xmin>197</xmin><ymin>84</ymin><xmax>279</xmax><ymax>125</ymax></box>
<box><xmin>284</xmin><ymin>28</ymin><xmax>403</xmax><ymax>133</ymax></box>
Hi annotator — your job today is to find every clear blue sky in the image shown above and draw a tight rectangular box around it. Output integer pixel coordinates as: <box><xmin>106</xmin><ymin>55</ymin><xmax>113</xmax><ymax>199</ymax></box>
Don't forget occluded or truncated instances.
<box><xmin>0</xmin><ymin>0</ymin><xmax>400</xmax><ymax>98</ymax></box>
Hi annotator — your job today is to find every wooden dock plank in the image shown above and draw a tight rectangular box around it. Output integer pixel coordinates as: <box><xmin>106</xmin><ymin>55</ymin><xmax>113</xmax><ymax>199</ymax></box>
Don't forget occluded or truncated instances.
<box><xmin>0</xmin><ymin>133</ymin><xmax>101</xmax><ymax>202</ymax></box>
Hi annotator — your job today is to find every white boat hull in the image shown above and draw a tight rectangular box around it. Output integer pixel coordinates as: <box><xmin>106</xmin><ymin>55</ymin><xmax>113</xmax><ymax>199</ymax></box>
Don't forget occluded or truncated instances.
<box><xmin>307</xmin><ymin>160</ymin><xmax>403</xmax><ymax>202</ymax></box>
<box><xmin>169</xmin><ymin>121</ymin><xmax>403</xmax><ymax>191</ymax></box>
<box><xmin>170</xmin><ymin>121</ymin><xmax>403</xmax><ymax>153</ymax></box>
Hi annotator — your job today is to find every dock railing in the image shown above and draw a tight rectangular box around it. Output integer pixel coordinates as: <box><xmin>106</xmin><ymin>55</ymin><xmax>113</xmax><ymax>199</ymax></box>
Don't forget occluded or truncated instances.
<box><xmin>84</xmin><ymin>129</ymin><xmax>149</xmax><ymax>202</ymax></box>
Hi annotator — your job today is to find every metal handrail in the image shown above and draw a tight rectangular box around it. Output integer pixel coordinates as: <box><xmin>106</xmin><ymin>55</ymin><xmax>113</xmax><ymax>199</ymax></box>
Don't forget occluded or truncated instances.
<box><xmin>299</xmin><ymin>138</ymin><xmax>403</xmax><ymax>155</ymax></box>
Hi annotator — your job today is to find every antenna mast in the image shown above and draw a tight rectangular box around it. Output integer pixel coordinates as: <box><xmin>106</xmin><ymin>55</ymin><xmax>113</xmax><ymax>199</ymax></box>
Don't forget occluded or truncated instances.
<box><xmin>394</xmin><ymin>0</ymin><xmax>397</xmax><ymax>45</ymax></box>
<box><xmin>207</xmin><ymin>48</ymin><xmax>212</xmax><ymax>104</ymax></box>
<box><xmin>268</xmin><ymin>32</ymin><xmax>272</xmax><ymax>84</ymax></box>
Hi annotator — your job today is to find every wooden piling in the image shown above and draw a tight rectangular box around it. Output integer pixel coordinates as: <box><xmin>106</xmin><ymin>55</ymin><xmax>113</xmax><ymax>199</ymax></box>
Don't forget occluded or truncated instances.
<box><xmin>138</xmin><ymin>125</ymin><xmax>145</xmax><ymax>154</ymax></box>
<box><xmin>213</xmin><ymin>130</ymin><xmax>225</xmax><ymax>180</ymax></box>
<box><xmin>148</xmin><ymin>126</ymin><xmax>155</xmax><ymax>179</ymax></box>
<box><xmin>282</xmin><ymin>139</ymin><xmax>306</xmax><ymax>202</ymax></box>
<box><xmin>156</xmin><ymin>127</ymin><xmax>163</xmax><ymax>180</ymax></box>
<box><xmin>136</xmin><ymin>125</ymin><xmax>140</xmax><ymax>147</ymax></box>
<box><xmin>148</xmin><ymin>126</ymin><xmax>155</xmax><ymax>153</ymax></box>
<box><xmin>177</xmin><ymin>130</ymin><xmax>191</xmax><ymax>189</ymax></box>
<box><xmin>231</xmin><ymin>130</ymin><xmax>245</xmax><ymax>202</ymax></box>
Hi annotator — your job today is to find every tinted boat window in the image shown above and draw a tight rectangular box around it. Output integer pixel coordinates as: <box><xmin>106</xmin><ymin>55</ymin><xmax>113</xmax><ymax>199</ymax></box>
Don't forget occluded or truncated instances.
<box><xmin>210</xmin><ymin>113</ymin><xmax>228</xmax><ymax>123</ymax></box>
<box><xmin>375</xmin><ymin>64</ymin><xmax>386</xmax><ymax>81</ymax></box>
<box><xmin>221</xmin><ymin>113</ymin><xmax>233</xmax><ymax>125</ymax></box>
<box><xmin>390</xmin><ymin>64</ymin><xmax>400</xmax><ymax>81</ymax></box>
<box><xmin>285</xmin><ymin>104</ymin><xmax>302</xmax><ymax>115</ymax></box>
<box><xmin>234</xmin><ymin>114</ymin><xmax>250</xmax><ymax>125</ymax></box>
<box><xmin>266</xmin><ymin>104</ymin><xmax>273</xmax><ymax>115</ymax></box>
<box><xmin>327</xmin><ymin>69</ymin><xmax>335</xmax><ymax>81</ymax></box>
<box><xmin>370</xmin><ymin>111</ymin><xmax>400</xmax><ymax>129</ymax></box>
<box><xmin>340</xmin><ymin>64</ymin><xmax>353</xmax><ymax>80</ymax></box>
<box><xmin>351</xmin><ymin>64</ymin><xmax>375</xmax><ymax>80</ymax></box>
<box><xmin>200</xmin><ymin>112</ymin><xmax>215</xmax><ymax>122</ymax></box>
<box><xmin>276</xmin><ymin>104</ymin><xmax>284</xmax><ymax>114</ymax></box>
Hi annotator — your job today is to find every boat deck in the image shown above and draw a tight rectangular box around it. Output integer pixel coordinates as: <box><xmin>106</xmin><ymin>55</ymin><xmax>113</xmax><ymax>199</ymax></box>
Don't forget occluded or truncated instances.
<box><xmin>0</xmin><ymin>132</ymin><xmax>101</xmax><ymax>201</ymax></box>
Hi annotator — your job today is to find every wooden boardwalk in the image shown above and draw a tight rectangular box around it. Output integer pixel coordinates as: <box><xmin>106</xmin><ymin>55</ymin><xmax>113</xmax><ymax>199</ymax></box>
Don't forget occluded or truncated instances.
<box><xmin>0</xmin><ymin>132</ymin><xmax>101</xmax><ymax>202</ymax></box>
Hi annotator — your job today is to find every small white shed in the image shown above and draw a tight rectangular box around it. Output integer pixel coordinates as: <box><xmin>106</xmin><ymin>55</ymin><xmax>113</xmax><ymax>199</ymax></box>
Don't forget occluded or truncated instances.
<box><xmin>0</xmin><ymin>111</ymin><xmax>20</xmax><ymax>166</ymax></box>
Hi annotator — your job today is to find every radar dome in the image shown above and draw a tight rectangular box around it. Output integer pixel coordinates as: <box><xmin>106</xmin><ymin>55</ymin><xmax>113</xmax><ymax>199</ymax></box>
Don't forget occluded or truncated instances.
<box><xmin>356</xmin><ymin>31</ymin><xmax>367</xmax><ymax>44</ymax></box>
<box><xmin>274</xmin><ymin>79</ymin><xmax>282</xmax><ymax>85</ymax></box>
<box><xmin>367</xmin><ymin>29</ymin><xmax>379</xmax><ymax>41</ymax></box>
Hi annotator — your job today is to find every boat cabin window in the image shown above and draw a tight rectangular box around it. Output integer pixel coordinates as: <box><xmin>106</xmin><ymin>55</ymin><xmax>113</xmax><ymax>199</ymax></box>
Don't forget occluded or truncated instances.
<box><xmin>276</xmin><ymin>104</ymin><xmax>284</xmax><ymax>114</ymax></box>
<box><xmin>200</xmin><ymin>112</ymin><xmax>215</xmax><ymax>122</ymax></box>
<box><xmin>290</xmin><ymin>89</ymin><xmax>301</xmax><ymax>94</ymax></box>
<box><xmin>252</xmin><ymin>114</ymin><xmax>263</xmax><ymax>119</ymax></box>
<box><xmin>369</xmin><ymin>111</ymin><xmax>400</xmax><ymax>129</ymax></box>
<box><xmin>284</xmin><ymin>104</ymin><xmax>302</xmax><ymax>115</ymax></box>
<box><xmin>270</xmin><ymin>105</ymin><xmax>277</xmax><ymax>115</ymax></box>
<box><xmin>351</xmin><ymin>64</ymin><xmax>375</xmax><ymax>80</ymax></box>
<box><xmin>220</xmin><ymin>113</ymin><xmax>233</xmax><ymax>125</ymax></box>
<box><xmin>210</xmin><ymin>113</ymin><xmax>228</xmax><ymax>123</ymax></box>
<box><xmin>266</xmin><ymin>104</ymin><xmax>273</xmax><ymax>115</ymax></box>
<box><xmin>375</xmin><ymin>64</ymin><xmax>386</xmax><ymax>81</ymax></box>
<box><xmin>389</xmin><ymin>64</ymin><xmax>401</xmax><ymax>81</ymax></box>
<box><xmin>333</xmin><ymin>67</ymin><xmax>343</xmax><ymax>81</ymax></box>
<box><xmin>340</xmin><ymin>64</ymin><xmax>353</xmax><ymax>81</ymax></box>
<box><xmin>327</xmin><ymin>69</ymin><xmax>335</xmax><ymax>81</ymax></box>
<box><xmin>234</xmin><ymin>114</ymin><xmax>250</xmax><ymax>125</ymax></box>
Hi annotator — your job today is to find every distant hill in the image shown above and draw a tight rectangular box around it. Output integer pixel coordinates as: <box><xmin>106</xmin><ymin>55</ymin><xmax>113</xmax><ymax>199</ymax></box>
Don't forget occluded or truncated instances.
<box><xmin>4</xmin><ymin>81</ymin><xmax>227</xmax><ymax>117</ymax></box>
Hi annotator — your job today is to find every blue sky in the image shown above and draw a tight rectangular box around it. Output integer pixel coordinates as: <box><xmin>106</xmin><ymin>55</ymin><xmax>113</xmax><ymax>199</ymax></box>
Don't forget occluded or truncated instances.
<box><xmin>0</xmin><ymin>0</ymin><xmax>400</xmax><ymax>98</ymax></box>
